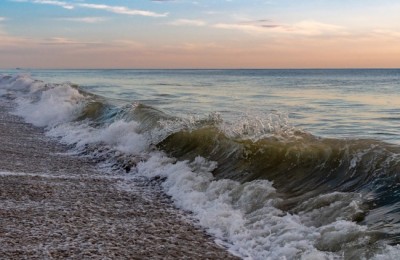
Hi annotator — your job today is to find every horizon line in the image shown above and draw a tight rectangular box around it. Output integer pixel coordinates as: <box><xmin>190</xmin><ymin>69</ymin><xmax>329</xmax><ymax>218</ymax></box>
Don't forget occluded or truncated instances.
<box><xmin>2</xmin><ymin>67</ymin><xmax>400</xmax><ymax>71</ymax></box>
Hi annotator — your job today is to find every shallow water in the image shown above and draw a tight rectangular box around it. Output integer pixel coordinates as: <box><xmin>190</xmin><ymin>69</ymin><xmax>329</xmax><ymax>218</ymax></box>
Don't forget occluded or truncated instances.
<box><xmin>1</xmin><ymin>70</ymin><xmax>400</xmax><ymax>259</ymax></box>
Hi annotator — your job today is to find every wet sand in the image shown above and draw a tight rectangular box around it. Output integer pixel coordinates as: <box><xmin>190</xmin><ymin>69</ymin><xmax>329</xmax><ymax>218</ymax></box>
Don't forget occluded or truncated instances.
<box><xmin>0</xmin><ymin>100</ymin><xmax>239</xmax><ymax>259</ymax></box>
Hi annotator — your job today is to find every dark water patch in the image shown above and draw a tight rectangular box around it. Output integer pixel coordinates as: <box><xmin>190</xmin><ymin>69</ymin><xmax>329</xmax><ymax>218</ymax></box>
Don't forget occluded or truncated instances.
<box><xmin>130</xmin><ymin>103</ymin><xmax>174</xmax><ymax>132</ymax></box>
<box><xmin>151</xmin><ymin>83</ymin><xmax>184</xmax><ymax>87</ymax></box>
<box><xmin>158</xmin><ymin>126</ymin><xmax>400</xmax><ymax>213</ymax></box>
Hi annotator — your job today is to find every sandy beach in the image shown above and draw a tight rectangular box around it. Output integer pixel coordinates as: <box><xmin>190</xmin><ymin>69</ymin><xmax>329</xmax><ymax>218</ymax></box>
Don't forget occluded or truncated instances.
<box><xmin>0</xmin><ymin>99</ymin><xmax>238</xmax><ymax>259</ymax></box>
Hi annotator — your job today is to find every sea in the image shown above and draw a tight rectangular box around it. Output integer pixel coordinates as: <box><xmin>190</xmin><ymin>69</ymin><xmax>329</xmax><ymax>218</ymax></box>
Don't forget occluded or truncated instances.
<box><xmin>1</xmin><ymin>69</ymin><xmax>400</xmax><ymax>259</ymax></box>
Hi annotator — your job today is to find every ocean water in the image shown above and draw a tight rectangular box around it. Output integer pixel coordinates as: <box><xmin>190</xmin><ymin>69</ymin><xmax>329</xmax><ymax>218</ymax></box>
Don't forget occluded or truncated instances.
<box><xmin>1</xmin><ymin>69</ymin><xmax>400</xmax><ymax>259</ymax></box>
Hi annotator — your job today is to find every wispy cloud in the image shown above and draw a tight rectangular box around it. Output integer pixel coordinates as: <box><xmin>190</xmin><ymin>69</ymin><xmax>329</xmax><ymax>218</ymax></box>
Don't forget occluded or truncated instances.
<box><xmin>32</xmin><ymin>0</ymin><xmax>74</xmax><ymax>10</ymax></box>
<box><xmin>0</xmin><ymin>31</ymin><xmax>30</xmax><ymax>47</ymax></box>
<box><xmin>58</xmin><ymin>17</ymin><xmax>108</xmax><ymax>24</ymax></box>
<box><xmin>170</xmin><ymin>19</ymin><xmax>206</xmax><ymax>26</ymax></box>
<box><xmin>78</xmin><ymin>3</ymin><xmax>168</xmax><ymax>17</ymax></box>
<box><xmin>0</xmin><ymin>17</ymin><xmax>6</xmax><ymax>22</ymax></box>
<box><xmin>292</xmin><ymin>21</ymin><xmax>345</xmax><ymax>36</ymax></box>
<box><xmin>214</xmin><ymin>20</ymin><xmax>345</xmax><ymax>36</ymax></box>
<box><xmin>41</xmin><ymin>37</ymin><xmax>107</xmax><ymax>46</ymax></box>
<box><xmin>12</xmin><ymin>1</ymin><xmax>168</xmax><ymax>17</ymax></box>
<box><xmin>214</xmin><ymin>21</ymin><xmax>278</xmax><ymax>34</ymax></box>
<box><xmin>42</xmin><ymin>37</ymin><xmax>86</xmax><ymax>45</ymax></box>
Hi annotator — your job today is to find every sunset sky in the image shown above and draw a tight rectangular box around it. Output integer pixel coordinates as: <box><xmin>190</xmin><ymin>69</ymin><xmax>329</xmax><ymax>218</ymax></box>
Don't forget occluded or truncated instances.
<box><xmin>1</xmin><ymin>0</ymin><xmax>400</xmax><ymax>68</ymax></box>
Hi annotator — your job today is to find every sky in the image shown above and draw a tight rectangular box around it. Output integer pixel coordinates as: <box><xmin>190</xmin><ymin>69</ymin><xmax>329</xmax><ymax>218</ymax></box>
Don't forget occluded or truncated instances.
<box><xmin>0</xmin><ymin>0</ymin><xmax>400</xmax><ymax>68</ymax></box>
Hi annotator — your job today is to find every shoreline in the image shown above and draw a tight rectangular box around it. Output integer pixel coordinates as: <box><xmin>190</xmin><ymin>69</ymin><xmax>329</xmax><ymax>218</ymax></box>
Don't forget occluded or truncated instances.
<box><xmin>0</xmin><ymin>99</ymin><xmax>239</xmax><ymax>259</ymax></box>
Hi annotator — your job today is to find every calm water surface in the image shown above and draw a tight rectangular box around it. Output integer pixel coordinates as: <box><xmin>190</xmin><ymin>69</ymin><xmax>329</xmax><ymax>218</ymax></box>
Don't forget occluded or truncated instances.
<box><xmin>5</xmin><ymin>69</ymin><xmax>399</xmax><ymax>144</ymax></box>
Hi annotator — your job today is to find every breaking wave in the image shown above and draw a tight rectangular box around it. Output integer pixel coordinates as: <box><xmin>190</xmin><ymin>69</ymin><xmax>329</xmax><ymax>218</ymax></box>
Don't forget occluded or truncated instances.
<box><xmin>2</xmin><ymin>74</ymin><xmax>400</xmax><ymax>259</ymax></box>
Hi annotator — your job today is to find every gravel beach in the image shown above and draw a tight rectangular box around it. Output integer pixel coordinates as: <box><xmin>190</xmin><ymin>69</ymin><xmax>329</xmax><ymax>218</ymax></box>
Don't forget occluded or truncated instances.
<box><xmin>0</xmin><ymin>99</ymin><xmax>239</xmax><ymax>259</ymax></box>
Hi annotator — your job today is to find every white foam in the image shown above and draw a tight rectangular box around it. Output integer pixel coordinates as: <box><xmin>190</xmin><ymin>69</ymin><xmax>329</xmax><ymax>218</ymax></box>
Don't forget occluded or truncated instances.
<box><xmin>92</xmin><ymin>120</ymin><xmax>149</xmax><ymax>154</ymax></box>
<box><xmin>134</xmin><ymin>153</ymin><xmax>400</xmax><ymax>259</ymax></box>
<box><xmin>1</xmin><ymin>75</ymin><xmax>149</xmax><ymax>155</ymax></box>
<box><xmin>48</xmin><ymin>120</ymin><xmax>149</xmax><ymax>155</ymax></box>
<box><xmin>137</xmin><ymin>154</ymin><xmax>318</xmax><ymax>258</ymax></box>
<box><xmin>220</xmin><ymin>111</ymin><xmax>295</xmax><ymax>141</ymax></box>
<box><xmin>0</xmin><ymin>74</ymin><xmax>41</xmax><ymax>92</ymax></box>
<box><xmin>1</xmin><ymin>74</ymin><xmax>86</xmax><ymax>127</ymax></box>
<box><xmin>295</xmin><ymin>192</ymin><xmax>365</xmax><ymax>228</ymax></box>
<box><xmin>158</xmin><ymin>110</ymin><xmax>300</xmax><ymax>143</ymax></box>
<box><xmin>372</xmin><ymin>244</ymin><xmax>400</xmax><ymax>260</ymax></box>
<box><xmin>14</xmin><ymin>84</ymin><xmax>85</xmax><ymax>127</ymax></box>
